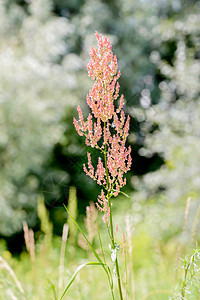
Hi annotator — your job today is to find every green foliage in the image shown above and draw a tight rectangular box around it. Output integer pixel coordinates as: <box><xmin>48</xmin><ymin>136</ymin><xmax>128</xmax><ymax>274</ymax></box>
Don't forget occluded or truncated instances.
<box><xmin>0</xmin><ymin>0</ymin><xmax>82</xmax><ymax>236</ymax></box>
<box><xmin>1</xmin><ymin>0</ymin><xmax>200</xmax><ymax>240</ymax></box>
<box><xmin>131</xmin><ymin>5</ymin><xmax>200</xmax><ymax>243</ymax></box>
<box><xmin>138</xmin><ymin>8</ymin><xmax>200</xmax><ymax>192</ymax></box>
<box><xmin>172</xmin><ymin>247</ymin><xmax>200</xmax><ymax>299</ymax></box>
<box><xmin>59</xmin><ymin>262</ymin><xmax>108</xmax><ymax>300</ymax></box>
<box><xmin>1</xmin><ymin>199</ymin><xmax>195</xmax><ymax>300</ymax></box>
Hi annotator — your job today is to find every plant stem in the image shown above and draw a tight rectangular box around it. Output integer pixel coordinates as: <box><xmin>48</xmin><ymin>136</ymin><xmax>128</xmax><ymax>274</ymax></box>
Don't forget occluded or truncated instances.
<box><xmin>108</xmin><ymin>196</ymin><xmax>123</xmax><ymax>300</ymax></box>
<box><xmin>181</xmin><ymin>263</ymin><xmax>189</xmax><ymax>299</ymax></box>
<box><xmin>104</xmin><ymin>121</ymin><xmax>123</xmax><ymax>300</ymax></box>
<box><xmin>97</xmin><ymin>224</ymin><xmax>115</xmax><ymax>300</ymax></box>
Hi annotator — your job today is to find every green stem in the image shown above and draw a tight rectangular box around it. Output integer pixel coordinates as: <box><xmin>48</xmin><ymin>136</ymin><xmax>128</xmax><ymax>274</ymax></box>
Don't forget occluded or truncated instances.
<box><xmin>104</xmin><ymin>121</ymin><xmax>123</xmax><ymax>300</ymax></box>
<box><xmin>181</xmin><ymin>263</ymin><xmax>189</xmax><ymax>299</ymax></box>
<box><xmin>97</xmin><ymin>223</ymin><xmax>115</xmax><ymax>300</ymax></box>
<box><xmin>97</xmin><ymin>223</ymin><xmax>106</xmax><ymax>265</ymax></box>
<box><xmin>64</xmin><ymin>205</ymin><xmax>114</xmax><ymax>299</ymax></box>
<box><xmin>104</xmin><ymin>144</ymin><xmax>110</xmax><ymax>190</ymax></box>
<box><xmin>108</xmin><ymin>196</ymin><xmax>123</xmax><ymax>300</ymax></box>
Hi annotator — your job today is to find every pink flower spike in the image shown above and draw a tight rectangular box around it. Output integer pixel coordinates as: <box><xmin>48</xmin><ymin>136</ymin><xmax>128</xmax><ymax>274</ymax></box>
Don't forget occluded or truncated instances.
<box><xmin>95</xmin><ymin>157</ymin><xmax>106</xmax><ymax>185</ymax></box>
<box><xmin>77</xmin><ymin>105</ymin><xmax>85</xmax><ymax>128</ymax></box>
<box><xmin>117</xmin><ymin>94</ymin><xmax>124</xmax><ymax>113</ymax></box>
<box><xmin>73</xmin><ymin>31</ymin><xmax>132</xmax><ymax>220</ymax></box>
<box><xmin>73</xmin><ymin>117</ymin><xmax>83</xmax><ymax>136</ymax></box>
<box><xmin>83</xmin><ymin>152</ymin><xmax>95</xmax><ymax>180</ymax></box>
<box><xmin>96</xmin><ymin>190</ymin><xmax>110</xmax><ymax>225</ymax></box>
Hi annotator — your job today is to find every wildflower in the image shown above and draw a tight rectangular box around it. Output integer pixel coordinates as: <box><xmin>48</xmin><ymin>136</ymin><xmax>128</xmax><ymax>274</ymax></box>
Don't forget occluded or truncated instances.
<box><xmin>96</xmin><ymin>190</ymin><xmax>110</xmax><ymax>225</ymax></box>
<box><xmin>74</xmin><ymin>31</ymin><xmax>132</xmax><ymax>222</ymax></box>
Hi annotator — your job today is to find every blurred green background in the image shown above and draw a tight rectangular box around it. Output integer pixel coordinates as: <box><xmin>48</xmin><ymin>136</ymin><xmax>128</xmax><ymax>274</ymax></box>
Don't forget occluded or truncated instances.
<box><xmin>0</xmin><ymin>0</ymin><xmax>200</xmax><ymax>256</ymax></box>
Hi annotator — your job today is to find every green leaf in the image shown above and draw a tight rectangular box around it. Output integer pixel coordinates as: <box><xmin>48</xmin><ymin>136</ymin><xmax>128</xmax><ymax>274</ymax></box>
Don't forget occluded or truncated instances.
<box><xmin>59</xmin><ymin>262</ymin><xmax>101</xmax><ymax>300</ymax></box>
<box><xmin>63</xmin><ymin>205</ymin><xmax>114</xmax><ymax>298</ymax></box>
<box><xmin>64</xmin><ymin>204</ymin><xmax>104</xmax><ymax>267</ymax></box>
<box><xmin>47</xmin><ymin>279</ymin><xmax>58</xmax><ymax>300</ymax></box>
<box><xmin>112</xmin><ymin>189</ymin><xmax>131</xmax><ymax>199</ymax></box>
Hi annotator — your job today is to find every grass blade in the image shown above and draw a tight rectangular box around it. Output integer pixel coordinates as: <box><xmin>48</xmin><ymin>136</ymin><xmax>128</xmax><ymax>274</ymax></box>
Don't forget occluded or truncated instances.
<box><xmin>112</xmin><ymin>189</ymin><xmax>131</xmax><ymax>199</ymax></box>
<box><xmin>59</xmin><ymin>262</ymin><xmax>101</xmax><ymax>300</ymax></box>
<box><xmin>64</xmin><ymin>205</ymin><xmax>114</xmax><ymax>299</ymax></box>
<box><xmin>48</xmin><ymin>279</ymin><xmax>58</xmax><ymax>300</ymax></box>
<box><xmin>64</xmin><ymin>204</ymin><xmax>104</xmax><ymax>267</ymax></box>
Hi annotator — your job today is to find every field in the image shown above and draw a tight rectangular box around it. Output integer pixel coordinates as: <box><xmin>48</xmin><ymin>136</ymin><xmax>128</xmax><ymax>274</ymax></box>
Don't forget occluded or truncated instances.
<box><xmin>0</xmin><ymin>193</ymin><xmax>199</xmax><ymax>299</ymax></box>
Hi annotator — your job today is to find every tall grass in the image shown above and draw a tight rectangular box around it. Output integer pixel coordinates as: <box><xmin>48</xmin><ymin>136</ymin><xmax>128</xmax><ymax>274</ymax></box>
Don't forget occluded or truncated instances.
<box><xmin>0</xmin><ymin>191</ymin><xmax>199</xmax><ymax>299</ymax></box>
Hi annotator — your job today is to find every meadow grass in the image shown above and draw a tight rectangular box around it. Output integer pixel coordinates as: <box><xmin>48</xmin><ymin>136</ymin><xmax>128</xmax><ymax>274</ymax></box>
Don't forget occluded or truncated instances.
<box><xmin>0</xmin><ymin>194</ymin><xmax>199</xmax><ymax>300</ymax></box>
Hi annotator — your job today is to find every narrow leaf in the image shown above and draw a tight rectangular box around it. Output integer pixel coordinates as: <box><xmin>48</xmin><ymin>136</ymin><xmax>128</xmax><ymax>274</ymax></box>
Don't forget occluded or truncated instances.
<box><xmin>112</xmin><ymin>189</ymin><xmax>131</xmax><ymax>199</ymax></box>
<box><xmin>64</xmin><ymin>205</ymin><xmax>104</xmax><ymax>267</ymax></box>
<box><xmin>59</xmin><ymin>262</ymin><xmax>101</xmax><ymax>300</ymax></box>
<box><xmin>64</xmin><ymin>205</ymin><xmax>114</xmax><ymax>296</ymax></box>
<box><xmin>48</xmin><ymin>279</ymin><xmax>58</xmax><ymax>300</ymax></box>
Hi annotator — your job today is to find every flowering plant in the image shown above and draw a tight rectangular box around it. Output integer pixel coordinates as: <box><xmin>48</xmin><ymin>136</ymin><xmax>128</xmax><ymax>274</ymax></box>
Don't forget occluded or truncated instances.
<box><xmin>62</xmin><ymin>32</ymin><xmax>132</xmax><ymax>300</ymax></box>
<box><xmin>74</xmin><ymin>31</ymin><xmax>131</xmax><ymax>221</ymax></box>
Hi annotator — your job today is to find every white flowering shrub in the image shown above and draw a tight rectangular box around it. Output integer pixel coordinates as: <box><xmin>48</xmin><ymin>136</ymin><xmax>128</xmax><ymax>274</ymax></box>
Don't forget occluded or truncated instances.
<box><xmin>132</xmin><ymin>11</ymin><xmax>200</xmax><ymax>239</ymax></box>
<box><xmin>0</xmin><ymin>0</ymin><xmax>82</xmax><ymax>236</ymax></box>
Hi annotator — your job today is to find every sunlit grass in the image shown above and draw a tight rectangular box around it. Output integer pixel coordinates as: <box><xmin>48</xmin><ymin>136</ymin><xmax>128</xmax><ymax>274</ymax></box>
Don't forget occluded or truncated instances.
<box><xmin>0</xmin><ymin>193</ymin><xmax>198</xmax><ymax>299</ymax></box>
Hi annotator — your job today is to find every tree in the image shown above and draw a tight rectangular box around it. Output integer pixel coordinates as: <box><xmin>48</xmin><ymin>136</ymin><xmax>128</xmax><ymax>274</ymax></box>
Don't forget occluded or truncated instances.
<box><xmin>0</xmin><ymin>0</ymin><xmax>82</xmax><ymax>236</ymax></box>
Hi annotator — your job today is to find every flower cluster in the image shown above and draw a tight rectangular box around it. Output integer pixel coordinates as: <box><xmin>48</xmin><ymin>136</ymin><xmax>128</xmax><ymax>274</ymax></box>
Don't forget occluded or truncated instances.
<box><xmin>96</xmin><ymin>190</ymin><xmax>110</xmax><ymax>225</ymax></box>
<box><xmin>73</xmin><ymin>31</ymin><xmax>132</xmax><ymax>223</ymax></box>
